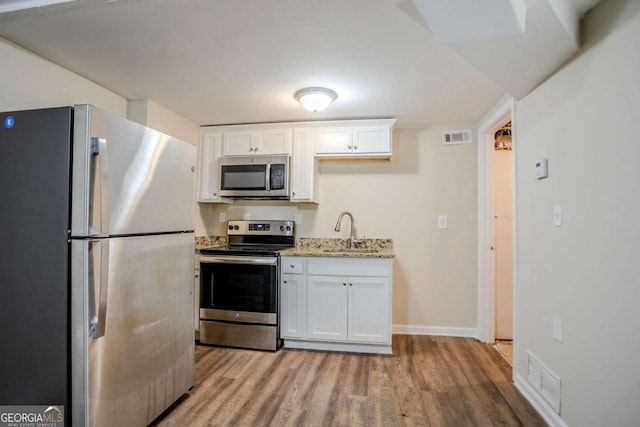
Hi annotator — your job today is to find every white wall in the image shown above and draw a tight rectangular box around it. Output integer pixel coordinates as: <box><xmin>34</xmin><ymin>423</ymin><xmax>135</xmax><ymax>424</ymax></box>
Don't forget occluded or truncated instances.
<box><xmin>127</xmin><ymin>99</ymin><xmax>200</xmax><ymax>146</ymax></box>
<box><xmin>197</xmin><ymin>125</ymin><xmax>479</xmax><ymax>331</ymax></box>
<box><xmin>0</xmin><ymin>38</ymin><xmax>126</xmax><ymax>115</ymax></box>
<box><xmin>515</xmin><ymin>0</ymin><xmax>640</xmax><ymax>425</ymax></box>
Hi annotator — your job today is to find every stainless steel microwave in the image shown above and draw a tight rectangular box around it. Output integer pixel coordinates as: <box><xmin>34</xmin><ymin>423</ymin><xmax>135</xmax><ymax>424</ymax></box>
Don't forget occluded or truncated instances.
<box><xmin>218</xmin><ymin>155</ymin><xmax>289</xmax><ymax>199</ymax></box>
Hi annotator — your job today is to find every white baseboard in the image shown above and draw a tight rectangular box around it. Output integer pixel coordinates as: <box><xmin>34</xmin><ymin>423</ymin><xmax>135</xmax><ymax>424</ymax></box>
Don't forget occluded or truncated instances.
<box><xmin>514</xmin><ymin>374</ymin><xmax>569</xmax><ymax>427</ymax></box>
<box><xmin>392</xmin><ymin>324</ymin><xmax>478</xmax><ymax>338</ymax></box>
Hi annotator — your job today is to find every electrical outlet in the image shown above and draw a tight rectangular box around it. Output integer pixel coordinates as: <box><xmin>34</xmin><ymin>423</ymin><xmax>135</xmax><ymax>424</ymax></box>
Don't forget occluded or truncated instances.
<box><xmin>553</xmin><ymin>316</ymin><xmax>562</xmax><ymax>342</ymax></box>
<box><xmin>437</xmin><ymin>215</ymin><xmax>448</xmax><ymax>229</ymax></box>
<box><xmin>219</xmin><ymin>212</ymin><xmax>226</xmax><ymax>223</ymax></box>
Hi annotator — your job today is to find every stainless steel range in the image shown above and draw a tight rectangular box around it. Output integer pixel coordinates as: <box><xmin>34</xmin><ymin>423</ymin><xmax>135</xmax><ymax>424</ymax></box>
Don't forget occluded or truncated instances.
<box><xmin>198</xmin><ymin>220</ymin><xmax>295</xmax><ymax>351</ymax></box>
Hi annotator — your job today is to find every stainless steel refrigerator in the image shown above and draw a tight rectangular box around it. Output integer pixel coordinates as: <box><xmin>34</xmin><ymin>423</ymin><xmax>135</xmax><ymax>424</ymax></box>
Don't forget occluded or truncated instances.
<box><xmin>0</xmin><ymin>105</ymin><xmax>196</xmax><ymax>426</ymax></box>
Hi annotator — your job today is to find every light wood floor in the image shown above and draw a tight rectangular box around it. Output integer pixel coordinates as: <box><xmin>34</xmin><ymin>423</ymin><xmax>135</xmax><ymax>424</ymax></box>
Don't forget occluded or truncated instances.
<box><xmin>151</xmin><ymin>335</ymin><xmax>546</xmax><ymax>426</ymax></box>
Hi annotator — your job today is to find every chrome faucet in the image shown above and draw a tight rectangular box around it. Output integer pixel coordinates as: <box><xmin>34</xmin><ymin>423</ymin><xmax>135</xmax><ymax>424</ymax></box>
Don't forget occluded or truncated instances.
<box><xmin>334</xmin><ymin>211</ymin><xmax>362</xmax><ymax>249</ymax></box>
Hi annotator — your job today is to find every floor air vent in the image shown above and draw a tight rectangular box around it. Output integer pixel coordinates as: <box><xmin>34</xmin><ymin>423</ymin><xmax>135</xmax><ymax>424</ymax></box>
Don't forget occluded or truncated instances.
<box><xmin>442</xmin><ymin>129</ymin><xmax>472</xmax><ymax>145</ymax></box>
<box><xmin>527</xmin><ymin>351</ymin><xmax>562</xmax><ymax>414</ymax></box>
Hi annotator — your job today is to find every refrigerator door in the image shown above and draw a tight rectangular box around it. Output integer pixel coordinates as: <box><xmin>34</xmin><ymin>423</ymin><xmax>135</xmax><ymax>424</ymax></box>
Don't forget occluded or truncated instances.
<box><xmin>71</xmin><ymin>105</ymin><xmax>196</xmax><ymax>237</ymax></box>
<box><xmin>0</xmin><ymin>107</ymin><xmax>72</xmax><ymax>409</ymax></box>
<box><xmin>71</xmin><ymin>233</ymin><xmax>195</xmax><ymax>427</ymax></box>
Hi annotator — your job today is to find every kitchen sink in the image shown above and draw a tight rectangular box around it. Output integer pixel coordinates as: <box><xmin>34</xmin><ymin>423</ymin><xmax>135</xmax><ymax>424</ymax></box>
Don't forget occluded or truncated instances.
<box><xmin>322</xmin><ymin>248</ymin><xmax>378</xmax><ymax>254</ymax></box>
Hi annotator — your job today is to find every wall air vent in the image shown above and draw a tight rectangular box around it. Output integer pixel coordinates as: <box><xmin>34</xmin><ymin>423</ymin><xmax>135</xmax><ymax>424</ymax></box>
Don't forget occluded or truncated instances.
<box><xmin>527</xmin><ymin>351</ymin><xmax>562</xmax><ymax>414</ymax></box>
<box><xmin>442</xmin><ymin>129</ymin><xmax>472</xmax><ymax>145</ymax></box>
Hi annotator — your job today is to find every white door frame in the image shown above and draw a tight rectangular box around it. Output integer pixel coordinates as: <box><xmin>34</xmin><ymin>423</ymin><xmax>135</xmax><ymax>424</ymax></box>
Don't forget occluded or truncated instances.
<box><xmin>477</xmin><ymin>97</ymin><xmax>515</xmax><ymax>344</ymax></box>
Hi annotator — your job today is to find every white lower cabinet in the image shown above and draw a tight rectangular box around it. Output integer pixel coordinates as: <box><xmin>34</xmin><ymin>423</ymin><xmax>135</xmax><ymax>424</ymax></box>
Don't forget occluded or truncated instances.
<box><xmin>281</xmin><ymin>273</ymin><xmax>304</xmax><ymax>338</ymax></box>
<box><xmin>280</xmin><ymin>256</ymin><xmax>392</xmax><ymax>354</ymax></box>
<box><xmin>307</xmin><ymin>275</ymin><xmax>349</xmax><ymax>341</ymax></box>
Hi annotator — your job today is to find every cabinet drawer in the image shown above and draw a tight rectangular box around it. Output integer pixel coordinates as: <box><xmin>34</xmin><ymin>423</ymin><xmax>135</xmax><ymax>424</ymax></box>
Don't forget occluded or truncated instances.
<box><xmin>307</xmin><ymin>258</ymin><xmax>391</xmax><ymax>277</ymax></box>
<box><xmin>281</xmin><ymin>258</ymin><xmax>304</xmax><ymax>274</ymax></box>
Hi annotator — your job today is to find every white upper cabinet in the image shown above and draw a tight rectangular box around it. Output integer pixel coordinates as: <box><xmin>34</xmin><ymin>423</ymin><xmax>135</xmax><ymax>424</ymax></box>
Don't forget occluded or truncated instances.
<box><xmin>314</xmin><ymin>119</ymin><xmax>396</xmax><ymax>159</ymax></box>
<box><xmin>290</xmin><ymin>128</ymin><xmax>318</xmax><ymax>203</ymax></box>
<box><xmin>222</xmin><ymin>128</ymin><xmax>292</xmax><ymax>156</ymax></box>
<box><xmin>197</xmin><ymin>132</ymin><xmax>230</xmax><ymax>203</ymax></box>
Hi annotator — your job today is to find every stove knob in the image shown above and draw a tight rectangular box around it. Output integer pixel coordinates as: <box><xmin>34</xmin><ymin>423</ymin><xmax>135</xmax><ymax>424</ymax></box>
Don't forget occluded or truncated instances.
<box><xmin>234</xmin><ymin>225</ymin><xmax>240</xmax><ymax>230</ymax></box>
<box><xmin>286</xmin><ymin>225</ymin><xmax>291</xmax><ymax>231</ymax></box>
<box><xmin>228</xmin><ymin>225</ymin><xmax>233</xmax><ymax>231</ymax></box>
<box><xmin>280</xmin><ymin>225</ymin><xmax>285</xmax><ymax>231</ymax></box>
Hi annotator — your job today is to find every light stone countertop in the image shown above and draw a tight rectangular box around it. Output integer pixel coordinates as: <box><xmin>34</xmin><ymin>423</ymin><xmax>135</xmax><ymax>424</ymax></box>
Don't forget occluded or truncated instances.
<box><xmin>195</xmin><ymin>236</ymin><xmax>394</xmax><ymax>258</ymax></box>
<box><xmin>279</xmin><ymin>238</ymin><xmax>394</xmax><ymax>259</ymax></box>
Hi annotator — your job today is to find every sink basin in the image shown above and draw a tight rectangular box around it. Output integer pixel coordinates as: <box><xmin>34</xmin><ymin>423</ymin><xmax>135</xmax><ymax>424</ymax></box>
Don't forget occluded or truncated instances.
<box><xmin>322</xmin><ymin>248</ymin><xmax>378</xmax><ymax>254</ymax></box>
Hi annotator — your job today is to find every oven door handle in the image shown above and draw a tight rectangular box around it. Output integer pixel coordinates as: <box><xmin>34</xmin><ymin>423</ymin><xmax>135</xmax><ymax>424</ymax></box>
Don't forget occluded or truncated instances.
<box><xmin>199</xmin><ymin>255</ymin><xmax>278</xmax><ymax>266</ymax></box>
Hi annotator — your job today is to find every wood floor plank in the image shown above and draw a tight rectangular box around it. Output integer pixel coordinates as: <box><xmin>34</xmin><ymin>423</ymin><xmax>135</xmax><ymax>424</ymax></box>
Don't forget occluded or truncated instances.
<box><xmin>150</xmin><ymin>336</ymin><xmax>548</xmax><ymax>427</ymax></box>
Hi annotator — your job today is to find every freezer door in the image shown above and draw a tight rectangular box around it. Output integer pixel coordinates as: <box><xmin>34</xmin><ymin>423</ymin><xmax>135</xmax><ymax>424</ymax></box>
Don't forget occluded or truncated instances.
<box><xmin>71</xmin><ymin>105</ymin><xmax>196</xmax><ymax>237</ymax></box>
<box><xmin>71</xmin><ymin>233</ymin><xmax>195</xmax><ymax>427</ymax></box>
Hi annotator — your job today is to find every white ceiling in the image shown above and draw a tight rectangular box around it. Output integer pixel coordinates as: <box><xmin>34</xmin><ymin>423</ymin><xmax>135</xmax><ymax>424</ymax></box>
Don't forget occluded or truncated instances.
<box><xmin>0</xmin><ymin>0</ymin><xmax>600</xmax><ymax>127</ymax></box>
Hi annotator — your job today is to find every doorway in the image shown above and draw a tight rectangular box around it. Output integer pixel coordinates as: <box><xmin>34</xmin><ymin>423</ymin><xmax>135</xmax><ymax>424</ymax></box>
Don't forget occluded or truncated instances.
<box><xmin>477</xmin><ymin>98</ymin><xmax>516</xmax><ymax>371</ymax></box>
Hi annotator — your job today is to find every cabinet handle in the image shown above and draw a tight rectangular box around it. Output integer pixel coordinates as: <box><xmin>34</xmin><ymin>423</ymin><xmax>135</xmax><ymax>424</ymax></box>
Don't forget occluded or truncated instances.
<box><xmin>283</xmin><ymin>280</ymin><xmax>288</xmax><ymax>284</ymax></box>
<box><xmin>343</xmin><ymin>283</ymin><xmax>347</xmax><ymax>286</ymax></box>
<box><xmin>290</xmin><ymin>264</ymin><xmax>295</xmax><ymax>268</ymax></box>
<box><xmin>349</xmin><ymin>283</ymin><xmax>353</xmax><ymax>286</ymax></box>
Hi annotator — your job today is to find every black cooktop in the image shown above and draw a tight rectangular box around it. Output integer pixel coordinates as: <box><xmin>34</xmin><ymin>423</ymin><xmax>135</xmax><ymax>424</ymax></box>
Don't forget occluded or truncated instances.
<box><xmin>201</xmin><ymin>220</ymin><xmax>295</xmax><ymax>256</ymax></box>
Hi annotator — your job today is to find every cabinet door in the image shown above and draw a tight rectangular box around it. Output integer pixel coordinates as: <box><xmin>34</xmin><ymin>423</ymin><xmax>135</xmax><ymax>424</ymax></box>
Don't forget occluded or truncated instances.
<box><xmin>347</xmin><ymin>276</ymin><xmax>391</xmax><ymax>343</ymax></box>
<box><xmin>352</xmin><ymin>126</ymin><xmax>391</xmax><ymax>155</ymax></box>
<box><xmin>257</xmin><ymin>128</ymin><xmax>292</xmax><ymax>155</ymax></box>
<box><xmin>314</xmin><ymin>127</ymin><xmax>353</xmax><ymax>155</ymax></box>
<box><xmin>222</xmin><ymin>130</ymin><xmax>259</xmax><ymax>156</ymax></box>
<box><xmin>197</xmin><ymin>132</ymin><xmax>228</xmax><ymax>202</ymax></box>
<box><xmin>290</xmin><ymin>127</ymin><xmax>316</xmax><ymax>202</ymax></box>
<box><xmin>281</xmin><ymin>273</ymin><xmax>304</xmax><ymax>338</ymax></box>
<box><xmin>307</xmin><ymin>275</ymin><xmax>348</xmax><ymax>341</ymax></box>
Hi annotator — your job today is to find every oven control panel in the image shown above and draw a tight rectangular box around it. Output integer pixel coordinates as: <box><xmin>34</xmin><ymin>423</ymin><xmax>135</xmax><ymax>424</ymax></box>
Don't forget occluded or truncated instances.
<box><xmin>227</xmin><ymin>220</ymin><xmax>294</xmax><ymax>236</ymax></box>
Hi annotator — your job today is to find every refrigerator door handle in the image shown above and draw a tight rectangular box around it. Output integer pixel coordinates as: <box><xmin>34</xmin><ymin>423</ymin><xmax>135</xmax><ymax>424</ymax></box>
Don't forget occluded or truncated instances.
<box><xmin>88</xmin><ymin>239</ymin><xmax>109</xmax><ymax>339</ymax></box>
<box><xmin>89</xmin><ymin>137</ymin><xmax>110</xmax><ymax>237</ymax></box>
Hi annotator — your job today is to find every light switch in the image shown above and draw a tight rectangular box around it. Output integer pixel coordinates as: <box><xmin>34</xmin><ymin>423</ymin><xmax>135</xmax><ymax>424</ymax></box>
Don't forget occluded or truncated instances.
<box><xmin>219</xmin><ymin>212</ymin><xmax>226</xmax><ymax>223</ymax></box>
<box><xmin>437</xmin><ymin>215</ymin><xmax>448</xmax><ymax>229</ymax></box>
<box><xmin>553</xmin><ymin>205</ymin><xmax>562</xmax><ymax>227</ymax></box>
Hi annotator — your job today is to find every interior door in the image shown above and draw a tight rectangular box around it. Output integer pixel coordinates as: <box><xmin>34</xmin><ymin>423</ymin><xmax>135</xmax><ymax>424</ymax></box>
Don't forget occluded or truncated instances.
<box><xmin>494</xmin><ymin>148</ymin><xmax>514</xmax><ymax>340</ymax></box>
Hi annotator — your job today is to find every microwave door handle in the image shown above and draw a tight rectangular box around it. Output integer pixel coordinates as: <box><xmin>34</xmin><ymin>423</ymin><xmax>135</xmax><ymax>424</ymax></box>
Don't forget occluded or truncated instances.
<box><xmin>265</xmin><ymin>163</ymin><xmax>271</xmax><ymax>191</ymax></box>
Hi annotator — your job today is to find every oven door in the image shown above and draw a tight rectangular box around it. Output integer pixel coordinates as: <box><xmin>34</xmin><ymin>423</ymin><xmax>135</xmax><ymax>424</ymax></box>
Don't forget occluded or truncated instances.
<box><xmin>199</xmin><ymin>255</ymin><xmax>278</xmax><ymax>325</ymax></box>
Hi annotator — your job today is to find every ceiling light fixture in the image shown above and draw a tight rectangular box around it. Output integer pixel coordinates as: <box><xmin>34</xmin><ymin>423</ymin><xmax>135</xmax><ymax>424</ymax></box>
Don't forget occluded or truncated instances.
<box><xmin>294</xmin><ymin>87</ymin><xmax>337</xmax><ymax>112</ymax></box>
